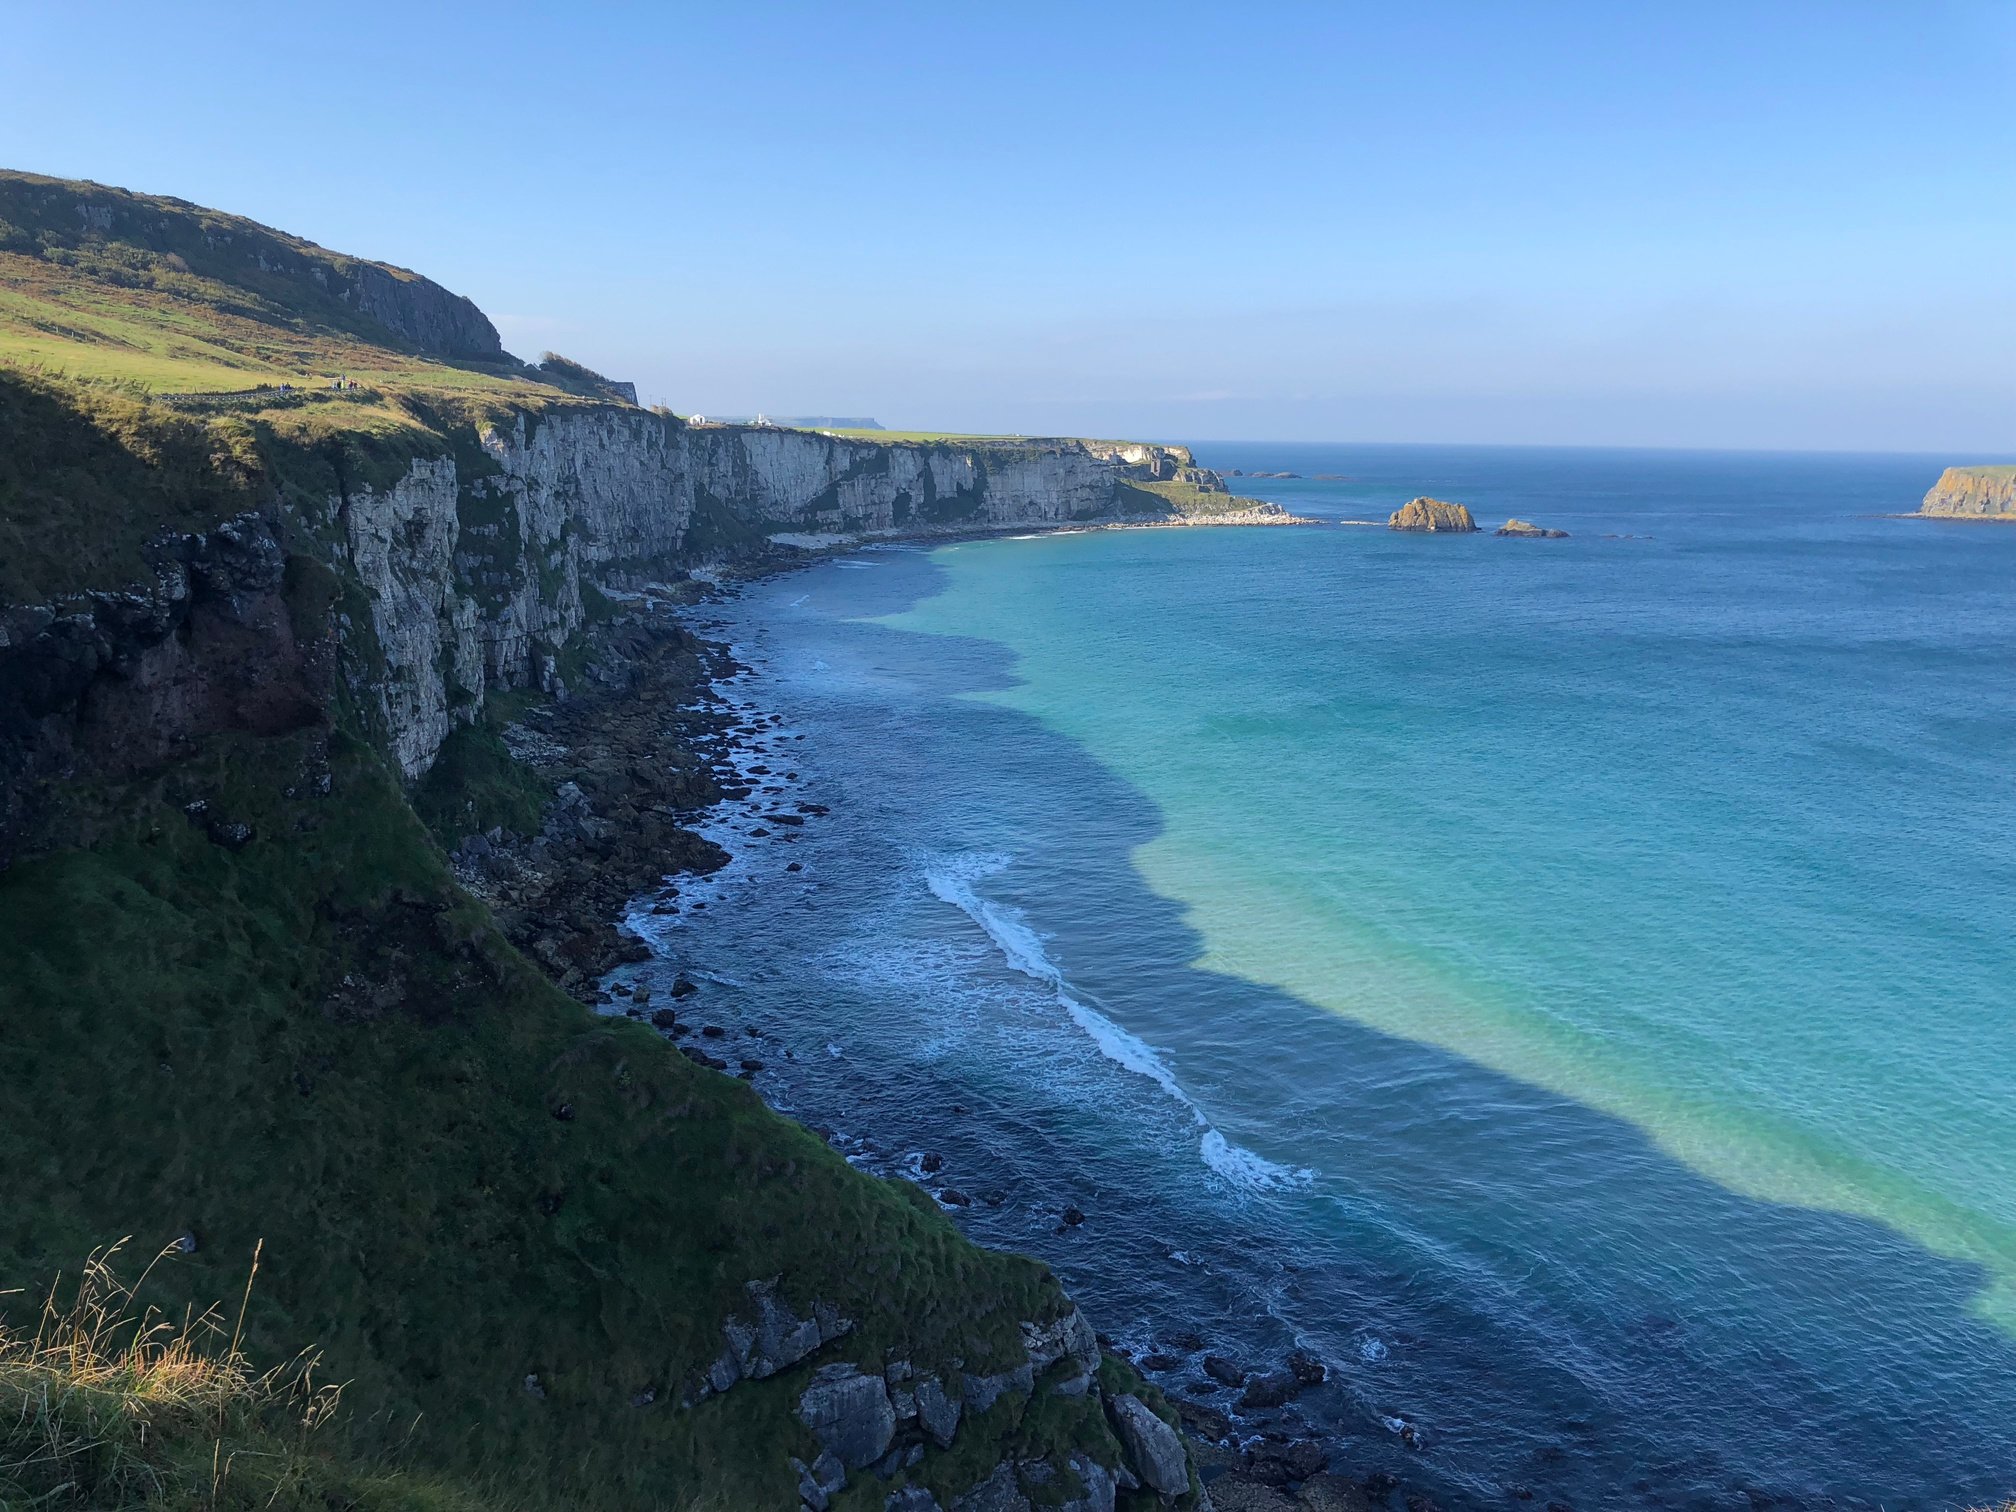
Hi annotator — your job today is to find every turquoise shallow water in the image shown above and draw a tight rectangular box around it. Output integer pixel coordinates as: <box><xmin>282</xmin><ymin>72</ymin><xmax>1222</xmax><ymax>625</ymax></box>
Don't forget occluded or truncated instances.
<box><xmin>647</xmin><ymin>445</ymin><xmax>2016</xmax><ymax>1509</ymax></box>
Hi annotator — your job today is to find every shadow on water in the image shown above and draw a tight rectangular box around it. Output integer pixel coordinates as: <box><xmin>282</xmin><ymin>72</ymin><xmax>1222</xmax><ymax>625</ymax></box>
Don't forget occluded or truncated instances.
<box><xmin>680</xmin><ymin>546</ymin><xmax>2016</xmax><ymax>1512</ymax></box>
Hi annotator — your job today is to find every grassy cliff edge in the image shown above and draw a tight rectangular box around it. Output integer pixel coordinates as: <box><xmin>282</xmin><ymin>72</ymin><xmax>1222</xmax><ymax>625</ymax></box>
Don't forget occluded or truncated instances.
<box><xmin>0</xmin><ymin>172</ymin><xmax>1204</xmax><ymax>1511</ymax></box>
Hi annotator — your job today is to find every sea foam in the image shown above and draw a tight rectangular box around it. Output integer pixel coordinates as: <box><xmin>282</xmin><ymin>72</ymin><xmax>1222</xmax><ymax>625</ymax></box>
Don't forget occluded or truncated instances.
<box><xmin>923</xmin><ymin>850</ymin><xmax>1311</xmax><ymax>1193</ymax></box>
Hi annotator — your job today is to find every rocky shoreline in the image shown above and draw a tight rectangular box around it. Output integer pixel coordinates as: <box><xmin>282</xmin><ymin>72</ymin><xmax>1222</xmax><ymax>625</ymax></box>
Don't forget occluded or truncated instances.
<box><xmin>446</xmin><ymin>533</ymin><xmax>1488</xmax><ymax>1512</ymax></box>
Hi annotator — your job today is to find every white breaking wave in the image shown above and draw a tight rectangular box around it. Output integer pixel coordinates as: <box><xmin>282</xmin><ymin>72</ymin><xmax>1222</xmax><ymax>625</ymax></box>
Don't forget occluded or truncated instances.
<box><xmin>1200</xmin><ymin>1130</ymin><xmax>1308</xmax><ymax>1190</ymax></box>
<box><xmin>922</xmin><ymin>851</ymin><xmax>1312</xmax><ymax>1194</ymax></box>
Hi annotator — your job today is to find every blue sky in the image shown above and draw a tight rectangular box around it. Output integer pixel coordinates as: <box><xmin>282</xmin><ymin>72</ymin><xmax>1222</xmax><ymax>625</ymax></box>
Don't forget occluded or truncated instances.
<box><xmin>4</xmin><ymin>1</ymin><xmax>2013</xmax><ymax>450</ymax></box>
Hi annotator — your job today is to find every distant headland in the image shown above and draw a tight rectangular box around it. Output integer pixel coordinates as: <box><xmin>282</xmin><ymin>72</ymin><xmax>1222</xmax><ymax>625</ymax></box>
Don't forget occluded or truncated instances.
<box><xmin>1918</xmin><ymin>466</ymin><xmax>2016</xmax><ymax>520</ymax></box>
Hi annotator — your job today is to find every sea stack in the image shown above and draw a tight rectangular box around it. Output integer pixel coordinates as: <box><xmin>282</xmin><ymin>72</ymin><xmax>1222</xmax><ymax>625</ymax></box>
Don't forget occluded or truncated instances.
<box><xmin>1388</xmin><ymin>497</ymin><xmax>1478</xmax><ymax>532</ymax></box>
<box><xmin>1918</xmin><ymin>466</ymin><xmax>2016</xmax><ymax>519</ymax></box>
<box><xmin>1497</xmin><ymin>518</ymin><xmax>1569</xmax><ymax>538</ymax></box>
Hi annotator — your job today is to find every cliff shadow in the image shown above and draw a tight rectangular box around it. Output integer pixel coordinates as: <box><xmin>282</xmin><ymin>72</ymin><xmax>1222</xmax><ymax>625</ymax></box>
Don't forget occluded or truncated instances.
<box><xmin>676</xmin><ymin>544</ymin><xmax>2016</xmax><ymax>1512</ymax></box>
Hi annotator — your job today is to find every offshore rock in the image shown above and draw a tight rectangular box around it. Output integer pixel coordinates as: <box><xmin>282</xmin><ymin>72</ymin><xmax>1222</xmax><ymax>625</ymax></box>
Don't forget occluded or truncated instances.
<box><xmin>1387</xmin><ymin>497</ymin><xmax>1478</xmax><ymax>532</ymax></box>
<box><xmin>1496</xmin><ymin>518</ymin><xmax>1568</xmax><ymax>538</ymax></box>
<box><xmin>1107</xmin><ymin>1394</ymin><xmax>1189</xmax><ymax>1497</ymax></box>
<box><xmin>1237</xmin><ymin>1371</ymin><xmax>1297</xmax><ymax>1410</ymax></box>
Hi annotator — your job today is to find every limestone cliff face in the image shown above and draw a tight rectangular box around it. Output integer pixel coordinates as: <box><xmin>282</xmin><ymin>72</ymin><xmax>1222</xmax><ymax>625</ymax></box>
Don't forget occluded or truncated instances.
<box><xmin>0</xmin><ymin>396</ymin><xmax>1211</xmax><ymax>811</ymax></box>
<box><xmin>683</xmin><ymin>428</ymin><xmax>1185</xmax><ymax>535</ymax></box>
<box><xmin>334</xmin><ymin>408</ymin><xmax>1202</xmax><ymax>775</ymax></box>
<box><xmin>1919</xmin><ymin>466</ymin><xmax>2016</xmax><ymax>518</ymax></box>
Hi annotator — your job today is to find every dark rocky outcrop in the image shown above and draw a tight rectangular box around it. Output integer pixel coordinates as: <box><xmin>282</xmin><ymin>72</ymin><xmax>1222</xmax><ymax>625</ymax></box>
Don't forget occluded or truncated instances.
<box><xmin>1387</xmin><ymin>497</ymin><xmax>1477</xmax><ymax>533</ymax></box>
<box><xmin>797</xmin><ymin>1362</ymin><xmax>899</xmax><ymax>1469</ymax></box>
<box><xmin>915</xmin><ymin>1373</ymin><xmax>963</xmax><ymax>1447</ymax></box>
<box><xmin>0</xmin><ymin>513</ymin><xmax>329</xmax><ymax>865</ymax></box>
<box><xmin>705</xmin><ymin>1277</ymin><xmax>854</xmax><ymax>1395</ymax></box>
<box><xmin>1496</xmin><ymin>518</ymin><xmax>1568</xmax><ymax>538</ymax></box>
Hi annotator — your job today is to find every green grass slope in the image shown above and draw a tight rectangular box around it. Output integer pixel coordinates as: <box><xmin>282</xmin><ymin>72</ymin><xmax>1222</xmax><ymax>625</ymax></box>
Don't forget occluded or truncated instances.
<box><xmin>0</xmin><ymin>368</ymin><xmax>1166</xmax><ymax>1510</ymax></box>
<box><xmin>0</xmin><ymin>720</ymin><xmax>1109</xmax><ymax>1508</ymax></box>
<box><xmin>0</xmin><ymin>169</ymin><xmax>574</xmax><ymax>398</ymax></box>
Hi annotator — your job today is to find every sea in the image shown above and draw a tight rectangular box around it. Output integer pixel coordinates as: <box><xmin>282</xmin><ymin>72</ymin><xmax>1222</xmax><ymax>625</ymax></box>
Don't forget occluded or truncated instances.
<box><xmin>624</xmin><ymin>443</ymin><xmax>2016</xmax><ymax>1510</ymax></box>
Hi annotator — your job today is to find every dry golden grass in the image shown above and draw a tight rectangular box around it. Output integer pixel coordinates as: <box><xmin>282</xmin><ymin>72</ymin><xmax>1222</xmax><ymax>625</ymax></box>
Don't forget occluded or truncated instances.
<box><xmin>0</xmin><ymin>1240</ymin><xmax>347</xmax><ymax>1510</ymax></box>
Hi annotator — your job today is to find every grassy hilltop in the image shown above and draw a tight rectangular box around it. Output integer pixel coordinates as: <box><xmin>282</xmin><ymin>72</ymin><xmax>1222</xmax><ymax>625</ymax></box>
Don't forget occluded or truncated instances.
<box><xmin>0</xmin><ymin>176</ymin><xmax>1187</xmax><ymax>1511</ymax></box>
<box><xmin>0</xmin><ymin>169</ymin><xmax>644</xmax><ymax>406</ymax></box>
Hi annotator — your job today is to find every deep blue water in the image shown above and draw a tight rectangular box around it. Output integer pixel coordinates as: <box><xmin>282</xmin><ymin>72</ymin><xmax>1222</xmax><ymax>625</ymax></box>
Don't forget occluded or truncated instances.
<box><xmin>626</xmin><ymin>444</ymin><xmax>2016</xmax><ymax>1510</ymax></box>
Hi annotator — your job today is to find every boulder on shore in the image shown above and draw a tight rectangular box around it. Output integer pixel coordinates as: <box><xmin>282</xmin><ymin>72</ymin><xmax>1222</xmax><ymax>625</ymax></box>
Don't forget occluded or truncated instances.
<box><xmin>1496</xmin><ymin>518</ymin><xmax>1568</xmax><ymax>538</ymax></box>
<box><xmin>1388</xmin><ymin>497</ymin><xmax>1477</xmax><ymax>533</ymax></box>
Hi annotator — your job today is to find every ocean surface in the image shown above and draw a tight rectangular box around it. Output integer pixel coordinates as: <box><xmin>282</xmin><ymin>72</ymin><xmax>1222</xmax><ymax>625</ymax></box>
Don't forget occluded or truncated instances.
<box><xmin>630</xmin><ymin>444</ymin><xmax>2016</xmax><ymax>1510</ymax></box>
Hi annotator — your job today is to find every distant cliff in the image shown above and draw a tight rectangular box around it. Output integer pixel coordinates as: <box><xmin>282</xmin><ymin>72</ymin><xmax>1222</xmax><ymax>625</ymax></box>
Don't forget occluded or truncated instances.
<box><xmin>333</xmin><ymin>412</ymin><xmax>1221</xmax><ymax>775</ymax></box>
<box><xmin>1919</xmin><ymin>466</ymin><xmax>2016</xmax><ymax>519</ymax></box>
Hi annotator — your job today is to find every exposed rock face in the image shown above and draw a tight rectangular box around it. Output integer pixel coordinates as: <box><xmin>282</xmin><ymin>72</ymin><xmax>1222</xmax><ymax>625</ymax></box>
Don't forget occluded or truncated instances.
<box><xmin>797</xmin><ymin>1362</ymin><xmax>898</xmax><ymax>1469</ymax></box>
<box><xmin>1496</xmin><ymin>518</ymin><xmax>1568</xmax><ymax>538</ymax></box>
<box><xmin>914</xmin><ymin>1373</ymin><xmax>962</xmax><ymax>1446</ymax></box>
<box><xmin>953</xmin><ymin>1463</ymin><xmax>1031</xmax><ymax>1512</ymax></box>
<box><xmin>334</xmin><ymin>409</ymin><xmax>1210</xmax><ymax>777</ymax></box>
<box><xmin>1023</xmin><ymin>1309</ymin><xmax>1102</xmax><ymax>1393</ymax></box>
<box><xmin>1919</xmin><ymin>466</ymin><xmax>2016</xmax><ymax>518</ymax></box>
<box><xmin>703</xmin><ymin>1277</ymin><xmax>853</xmax><ymax>1396</ymax></box>
<box><xmin>1106</xmin><ymin>1394</ymin><xmax>1189</xmax><ymax>1497</ymax></box>
<box><xmin>0</xmin><ymin>514</ymin><xmax>329</xmax><ymax>864</ymax></box>
<box><xmin>338</xmin><ymin>260</ymin><xmax>501</xmax><ymax>359</ymax></box>
<box><xmin>1388</xmin><ymin>497</ymin><xmax>1478</xmax><ymax>533</ymax></box>
<box><xmin>1056</xmin><ymin>1454</ymin><xmax>1122</xmax><ymax>1512</ymax></box>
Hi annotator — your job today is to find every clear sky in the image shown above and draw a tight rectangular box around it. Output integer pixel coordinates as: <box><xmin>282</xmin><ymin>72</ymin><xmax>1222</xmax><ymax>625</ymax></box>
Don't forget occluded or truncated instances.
<box><xmin>4</xmin><ymin>1</ymin><xmax>2013</xmax><ymax>451</ymax></box>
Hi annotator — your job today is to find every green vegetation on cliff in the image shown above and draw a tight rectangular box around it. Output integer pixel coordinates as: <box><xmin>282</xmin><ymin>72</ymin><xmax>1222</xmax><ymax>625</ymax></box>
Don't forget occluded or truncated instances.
<box><xmin>0</xmin><ymin>177</ymin><xmax>1192</xmax><ymax>1511</ymax></box>
<box><xmin>1113</xmin><ymin>475</ymin><xmax>1270</xmax><ymax>519</ymax></box>
<box><xmin>0</xmin><ymin>367</ymin><xmax>261</xmax><ymax>601</ymax></box>
<box><xmin>0</xmin><ymin>717</ymin><xmax>1113</xmax><ymax>1508</ymax></box>
<box><xmin>0</xmin><ymin>170</ymin><xmax>577</xmax><ymax>400</ymax></box>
